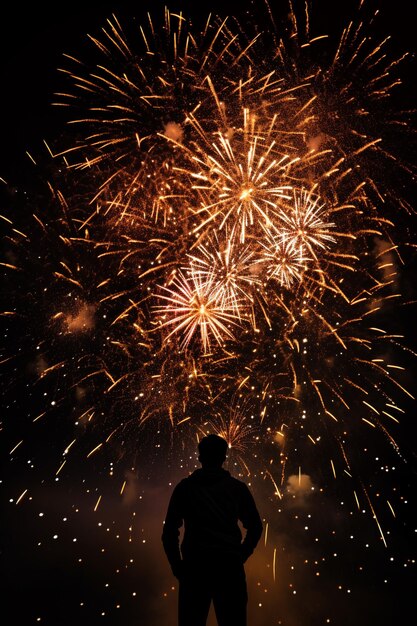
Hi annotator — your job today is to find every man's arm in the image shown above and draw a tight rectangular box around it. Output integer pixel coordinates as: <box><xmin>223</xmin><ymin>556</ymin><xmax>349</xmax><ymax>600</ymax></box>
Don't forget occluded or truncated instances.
<box><xmin>161</xmin><ymin>484</ymin><xmax>184</xmax><ymax>578</ymax></box>
<box><xmin>239</xmin><ymin>484</ymin><xmax>263</xmax><ymax>562</ymax></box>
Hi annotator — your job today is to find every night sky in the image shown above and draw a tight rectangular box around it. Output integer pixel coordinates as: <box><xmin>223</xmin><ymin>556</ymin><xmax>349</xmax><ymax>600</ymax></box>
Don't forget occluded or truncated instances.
<box><xmin>1</xmin><ymin>2</ymin><xmax>417</xmax><ymax>625</ymax></box>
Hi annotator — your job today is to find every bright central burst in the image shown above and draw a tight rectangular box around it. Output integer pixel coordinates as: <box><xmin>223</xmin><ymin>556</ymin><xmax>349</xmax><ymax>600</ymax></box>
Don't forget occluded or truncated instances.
<box><xmin>186</xmin><ymin>108</ymin><xmax>295</xmax><ymax>243</ymax></box>
<box><xmin>154</xmin><ymin>269</ymin><xmax>241</xmax><ymax>352</ymax></box>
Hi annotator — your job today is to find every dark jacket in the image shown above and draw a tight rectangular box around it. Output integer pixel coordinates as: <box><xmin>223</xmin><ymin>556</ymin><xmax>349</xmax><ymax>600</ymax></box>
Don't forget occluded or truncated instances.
<box><xmin>162</xmin><ymin>467</ymin><xmax>263</xmax><ymax>577</ymax></box>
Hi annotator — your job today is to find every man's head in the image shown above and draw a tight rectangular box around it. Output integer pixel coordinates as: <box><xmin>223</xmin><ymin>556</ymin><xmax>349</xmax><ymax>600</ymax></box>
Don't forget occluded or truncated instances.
<box><xmin>198</xmin><ymin>434</ymin><xmax>228</xmax><ymax>468</ymax></box>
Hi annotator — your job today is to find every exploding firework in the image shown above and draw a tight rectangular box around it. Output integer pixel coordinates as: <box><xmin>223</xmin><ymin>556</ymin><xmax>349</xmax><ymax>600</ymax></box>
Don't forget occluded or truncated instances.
<box><xmin>2</xmin><ymin>0</ymin><xmax>417</xmax><ymax>548</ymax></box>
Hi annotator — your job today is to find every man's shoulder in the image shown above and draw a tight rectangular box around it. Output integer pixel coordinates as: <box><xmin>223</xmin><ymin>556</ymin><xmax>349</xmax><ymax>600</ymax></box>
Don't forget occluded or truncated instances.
<box><xmin>229</xmin><ymin>475</ymin><xmax>252</xmax><ymax>491</ymax></box>
<box><xmin>173</xmin><ymin>475</ymin><xmax>192</xmax><ymax>489</ymax></box>
<box><xmin>172</xmin><ymin>469</ymin><xmax>251</xmax><ymax>492</ymax></box>
<box><xmin>214</xmin><ymin>472</ymin><xmax>252</xmax><ymax>496</ymax></box>
<box><xmin>172</xmin><ymin>471</ymin><xmax>200</xmax><ymax>490</ymax></box>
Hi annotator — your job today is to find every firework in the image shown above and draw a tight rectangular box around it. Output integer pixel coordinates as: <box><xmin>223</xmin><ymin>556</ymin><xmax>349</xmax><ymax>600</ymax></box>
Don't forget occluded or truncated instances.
<box><xmin>2</xmin><ymin>0</ymin><xmax>416</xmax><ymax>547</ymax></box>
<box><xmin>153</xmin><ymin>267</ymin><xmax>242</xmax><ymax>352</ymax></box>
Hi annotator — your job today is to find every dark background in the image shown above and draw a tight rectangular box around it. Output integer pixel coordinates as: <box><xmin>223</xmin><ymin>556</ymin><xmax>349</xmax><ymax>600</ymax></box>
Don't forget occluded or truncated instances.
<box><xmin>1</xmin><ymin>2</ymin><xmax>416</xmax><ymax>625</ymax></box>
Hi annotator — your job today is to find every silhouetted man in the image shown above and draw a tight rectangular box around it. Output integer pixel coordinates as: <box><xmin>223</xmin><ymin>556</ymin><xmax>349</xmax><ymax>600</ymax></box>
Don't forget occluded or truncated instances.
<box><xmin>162</xmin><ymin>434</ymin><xmax>263</xmax><ymax>626</ymax></box>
